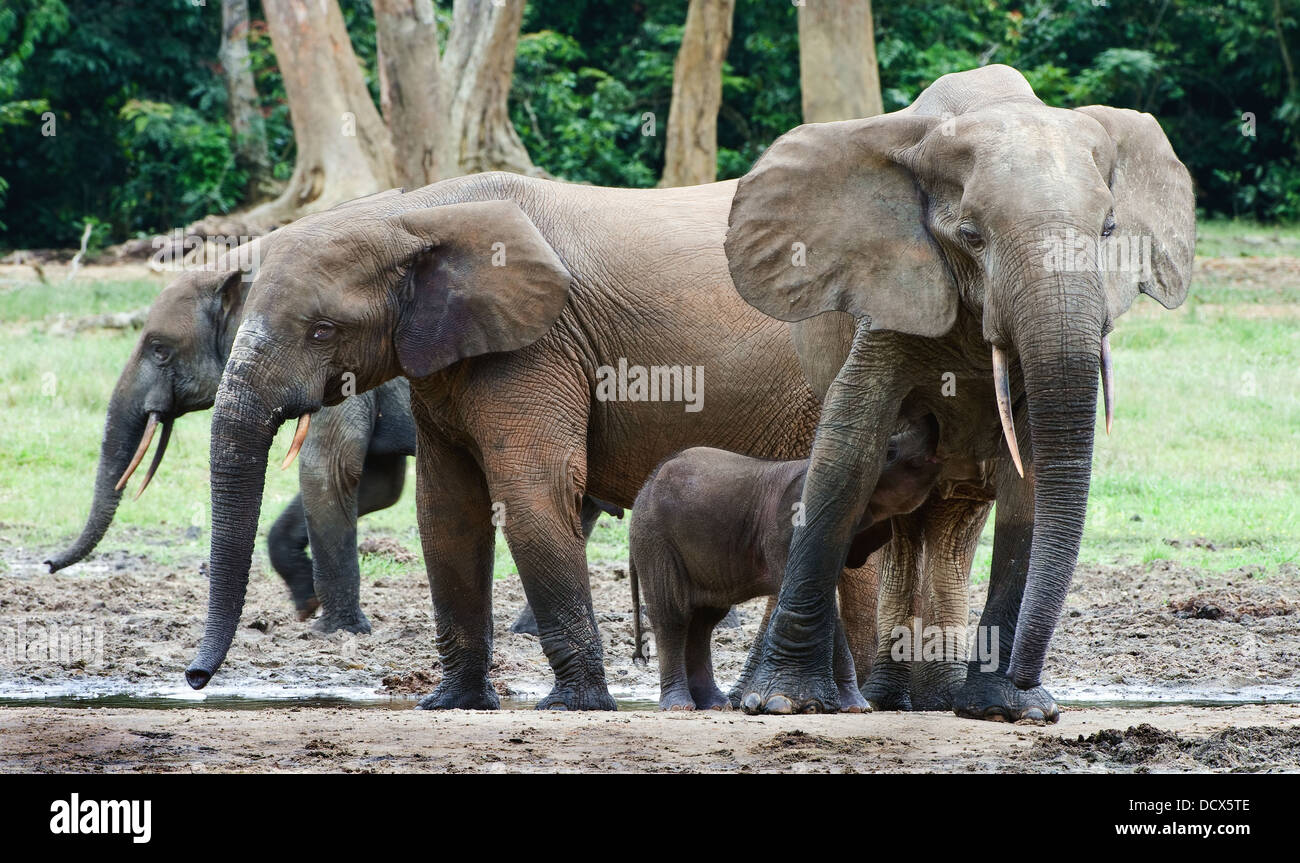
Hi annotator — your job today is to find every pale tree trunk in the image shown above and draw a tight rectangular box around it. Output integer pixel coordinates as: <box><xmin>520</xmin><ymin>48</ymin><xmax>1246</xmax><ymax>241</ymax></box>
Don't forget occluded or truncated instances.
<box><xmin>375</xmin><ymin>0</ymin><xmax>443</xmax><ymax>187</ymax></box>
<box><xmin>660</xmin><ymin>0</ymin><xmax>735</xmax><ymax>187</ymax></box>
<box><xmin>797</xmin><ymin>0</ymin><xmax>883</xmax><ymax>123</ymax></box>
<box><xmin>439</xmin><ymin>0</ymin><xmax>537</xmax><ymax>177</ymax></box>
<box><xmin>219</xmin><ymin>0</ymin><xmax>274</xmax><ymax>199</ymax></box>
<box><xmin>243</xmin><ymin>0</ymin><xmax>396</xmax><ymax>228</ymax></box>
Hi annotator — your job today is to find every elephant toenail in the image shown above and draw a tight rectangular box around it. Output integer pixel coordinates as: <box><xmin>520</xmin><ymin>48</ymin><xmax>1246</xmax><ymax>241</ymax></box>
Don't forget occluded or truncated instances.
<box><xmin>1023</xmin><ymin>707</ymin><xmax>1045</xmax><ymax>721</ymax></box>
<box><xmin>765</xmin><ymin>695</ymin><xmax>795</xmax><ymax>714</ymax></box>
<box><xmin>742</xmin><ymin>693</ymin><xmax>763</xmax><ymax>714</ymax></box>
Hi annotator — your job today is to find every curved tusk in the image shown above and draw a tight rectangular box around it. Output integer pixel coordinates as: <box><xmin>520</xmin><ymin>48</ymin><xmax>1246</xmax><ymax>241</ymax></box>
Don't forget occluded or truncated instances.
<box><xmin>280</xmin><ymin>412</ymin><xmax>312</xmax><ymax>471</ymax></box>
<box><xmin>1100</xmin><ymin>334</ymin><xmax>1114</xmax><ymax>436</ymax></box>
<box><xmin>115</xmin><ymin>412</ymin><xmax>160</xmax><ymax>491</ymax></box>
<box><xmin>991</xmin><ymin>346</ymin><xmax>1025</xmax><ymax>479</ymax></box>
<box><xmin>133</xmin><ymin>419</ymin><xmax>172</xmax><ymax>500</ymax></box>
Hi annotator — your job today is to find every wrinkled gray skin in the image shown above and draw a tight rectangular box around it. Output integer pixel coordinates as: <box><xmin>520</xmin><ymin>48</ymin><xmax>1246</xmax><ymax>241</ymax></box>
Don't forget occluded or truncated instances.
<box><xmin>186</xmin><ymin>173</ymin><xmax>836</xmax><ymax>711</ymax></box>
<box><xmin>630</xmin><ymin>417</ymin><xmax>941</xmax><ymax>711</ymax></box>
<box><xmin>43</xmin><ymin>208</ymin><xmax>609</xmax><ymax>634</ymax></box>
<box><xmin>726</xmin><ymin>65</ymin><xmax>1194</xmax><ymax>719</ymax></box>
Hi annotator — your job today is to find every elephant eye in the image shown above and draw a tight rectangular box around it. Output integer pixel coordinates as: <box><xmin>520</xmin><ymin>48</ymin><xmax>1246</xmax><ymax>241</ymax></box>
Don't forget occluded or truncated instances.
<box><xmin>311</xmin><ymin>322</ymin><xmax>336</xmax><ymax>342</ymax></box>
<box><xmin>1101</xmin><ymin>213</ymin><xmax>1117</xmax><ymax>238</ymax></box>
<box><xmin>151</xmin><ymin>341</ymin><xmax>172</xmax><ymax>365</ymax></box>
<box><xmin>958</xmin><ymin>223</ymin><xmax>984</xmax><ymax>249</ymax></box>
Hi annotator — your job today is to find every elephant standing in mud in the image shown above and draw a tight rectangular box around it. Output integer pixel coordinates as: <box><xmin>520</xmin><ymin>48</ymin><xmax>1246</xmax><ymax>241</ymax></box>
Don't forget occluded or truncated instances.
<box><xmin>184</xmin><ymin>172</ymin><xmax>899</xmax><ymax>711</ymax></box>
<box><xmin>43</xmin><ymin>198</ymin><xmax>615</xmax><ymax>634</ymax></box>
<box><xmin>725</xmin><ymin>65</ymin><xmax>1194</xmax><ymax>720</ymax></box>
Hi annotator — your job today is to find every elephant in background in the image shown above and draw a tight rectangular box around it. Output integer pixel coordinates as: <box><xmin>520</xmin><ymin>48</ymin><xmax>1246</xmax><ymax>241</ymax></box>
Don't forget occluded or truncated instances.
<box><xmin>44</xmin><ymin>193</ymin><xmax>613</xmax><ymax>633</ymax></box>
<box><xmin>725</xmin><ymin>65</ymin><xmax>1194</xmax><ymax>719</ymax></box>
<box><xmin>184</xmin><ymin>171</ymin><xmax>890</xmax><ymax>711</ymax></box>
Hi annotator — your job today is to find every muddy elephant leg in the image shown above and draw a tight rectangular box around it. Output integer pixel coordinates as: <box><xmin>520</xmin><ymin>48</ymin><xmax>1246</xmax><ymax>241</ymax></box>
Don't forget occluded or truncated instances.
<box><xmin>831</xmin><ymin>618</ymin><xmax>870</xmax><ymax>712</ymax></box>
<box><xmin>267</xmin><ymin>494</ymin><xmax>316</xmax><ymax>618</ymax></box>
<box><xmin>860</xmin><ymin>510</ymin><xmax>925</xmax><ymax>710</ymax></box>
<box><xmin>684</xmin><ymin>607</ymin><xmax>730</xmax><ymax>710</ymax></box>
<box><xmin>910</xmin><ymin>495</ymin><xmax>993</xmax><ymax>710</ymax></box>
<box><xmin>509</xmin><ymin>495</ymin><xmax>608</xmax><ymax>637</ymax></box>
<box><xmin>413</xmin><ymin>436</ymin><xmax>500</xmax><ymax>711</ymax></box>
<box><xmin>952</xmin><ymin>458</ymin><xmax>1059</xmax><ymax>722</ymax></box>
<box><xmin>655</xmin><ymin>606</ymin><xmax>695</xmax><ymax>711</ymax></box>
<box><xmin>727</xmin><ymin>596</ymin><xmax>776</xmax><ymax>708</ymax></box>
<box><xmin>297</xmin><ymin>397</ymin><xmax>375</xmax><ymax>634</ymax></box>
<box><xmin>838</xmin><ymin>559</ymin><xmax>880</xmax><ymax>685</ymax></box>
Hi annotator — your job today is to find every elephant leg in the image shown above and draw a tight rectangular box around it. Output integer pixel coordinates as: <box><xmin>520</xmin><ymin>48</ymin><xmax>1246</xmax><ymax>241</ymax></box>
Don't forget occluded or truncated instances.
<box><xmin>910</xmin><ymin>495</ymin><xmax>993</xmax><ymax>710</ymax></box>
<box><xmin>684</xmin><ymin>607</ymin><xmax>730</xmax><ymax>710</ymax></box>
<box><xmin>508</xmin><ymin>495</ymin><xmax>607</xmax><ymax>637</ymax></box>
<box><xmin>727</xmin><ymin>596</ymin><xmax>775</xmax><ymax>708</ymax></box>
<box><xmin>413</xmin><ymin>436</ymin><xmax>500</xmax><ymax>711</ymax></box>
<box><xmin>740</xmin><ymin>326</ymin><xmax>905</xmax><ymax>714</ymax></box>
<box><xmin>952</xmin><ymin>458</ymin><xmax>1060</xmax><ymax>722</ymax></box>
<box><xmin>489</xmin><ymin>452</ymin><xmax>615</xmax><ymax>712</ymax></box>
<box><xmin>838</xmin><ymin>559</ymin><xmax>880</xmax><ymax>685</ymax></box>
<box><xmin>298</xmin><ymin>397</ymin><xmax>374</xmax><ymax>634</ymax></box>
<box><xmin>655</xmin><ymin>606</ymin><xmax>695</xmax><ymax>711</ymax></box>
<box><xmin>832</xmin><ymin>618</ymin><xmax>870</xmax><ymax>712</ymax></box>
<box><xmin>860</xmin><ymin>510</ymin><xmax>925</xmax><ymax>711</ymax></box>
<box><xmin>267</xmin><ymin>494</ymin><xmax>317</xmax><ymax>619</ymax></box>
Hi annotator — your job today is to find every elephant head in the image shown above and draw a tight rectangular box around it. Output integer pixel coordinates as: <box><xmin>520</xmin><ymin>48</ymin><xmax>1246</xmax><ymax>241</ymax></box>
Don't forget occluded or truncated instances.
<box><xmin>185</xmin><ymin>198</ymin><xmax>573</xmax><ymax>688</ymax></box>
<box><xmin>44</xmin><ymin>265</ymin><xmax>251</xmax><ymax>572</ymax></box>
<box><xmin>725</xmin><ymin>65</ymin><xmax>1194</xmax><ymax>691</ymax></box>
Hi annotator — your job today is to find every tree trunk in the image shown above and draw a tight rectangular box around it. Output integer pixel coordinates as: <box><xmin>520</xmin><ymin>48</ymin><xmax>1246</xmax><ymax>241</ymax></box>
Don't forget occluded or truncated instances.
<box><xmin>660</xmin><ymin>0</ymin><xmax>735</xmax><ymax>187</ymax></box>
<box><xmin>797</xmin><ymin>0</ymin><xmax>883</xmax><ymax>123</ymax></box>
<box><xmin>439</xmin><ymin>0</ymin><xmax>536</xmax><ymax>177</ymax></box>
<box><xmin>375</xmin><ymin>0</ymin><xmax>443</xmax><ymax>187</ymax></box>
<box><xmin>220</xmin><ymin>0</ymin><xmax>274</xmax><ymax>199</ymax></box>
<box><xmin>244</xmin><ymin>0</ymin><xmax>396</xmax><ymax>228</ymax></box>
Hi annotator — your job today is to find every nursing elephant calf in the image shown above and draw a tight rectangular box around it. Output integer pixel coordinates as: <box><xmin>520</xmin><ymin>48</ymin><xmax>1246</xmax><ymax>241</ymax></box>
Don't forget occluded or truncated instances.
<box><xmin>630</xmin><ymin>417</ymin><xmax>942</xmax><ymax>711</ymax></box>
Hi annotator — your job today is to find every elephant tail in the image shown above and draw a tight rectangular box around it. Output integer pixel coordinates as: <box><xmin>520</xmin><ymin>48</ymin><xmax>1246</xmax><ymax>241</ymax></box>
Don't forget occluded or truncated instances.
<box><xmin>630</xmin><ymin>559</ymin><xmax>647</xmax><ymax>666</ymax></box>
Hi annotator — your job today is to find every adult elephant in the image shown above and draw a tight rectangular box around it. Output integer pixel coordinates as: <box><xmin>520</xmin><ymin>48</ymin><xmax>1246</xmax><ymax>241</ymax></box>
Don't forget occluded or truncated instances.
<box><xmin>726</xmin><ymin>65</ymin><xmax>1194</xmax><ymax>720</ymax></box>
<box><xmin>183</xmin><ymin>172</ymin><xmax>895</xmax><ymax>711</ymax></box>
<box><xmin>42</xmin><ymin>211</ymin><xmax>612</xmax><ymax>634</ymax></box>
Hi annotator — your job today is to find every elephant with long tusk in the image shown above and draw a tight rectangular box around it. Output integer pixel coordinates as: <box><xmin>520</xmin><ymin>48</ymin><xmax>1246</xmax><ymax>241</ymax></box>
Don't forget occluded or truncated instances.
<box><xmin>725</xmin><ymin>64</ymin><xmax>1194</xmax><ymax>719</ymax></box>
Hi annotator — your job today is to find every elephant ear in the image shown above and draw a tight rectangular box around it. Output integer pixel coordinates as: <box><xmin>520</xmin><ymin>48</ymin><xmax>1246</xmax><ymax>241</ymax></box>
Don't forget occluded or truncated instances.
<box><xmin>1075</xmin><ymin>106</ymin><xmax>1195</xmax><ymax>315</ymax></box>
<box><xmin>387</xmin><ymin>200</ymin><xmax>573</xmax><ymax>379</ymax></box>
<box><xmin>725</xmin><ymin>114</ymin><xmax>957</xmax><ymax>337</ymax></box>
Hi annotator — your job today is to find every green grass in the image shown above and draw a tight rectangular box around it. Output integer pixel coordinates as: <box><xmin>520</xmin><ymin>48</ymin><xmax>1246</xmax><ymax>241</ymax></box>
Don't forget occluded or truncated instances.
<box><xmin>1195</xmin><ymin>218</ymin><xmax>1300</xmax><ymax>259</ymax></box>
<box><xmin>1</xmin><ymin>218</ymin><xmax>1297</xmax><ymax>585</ymax></box>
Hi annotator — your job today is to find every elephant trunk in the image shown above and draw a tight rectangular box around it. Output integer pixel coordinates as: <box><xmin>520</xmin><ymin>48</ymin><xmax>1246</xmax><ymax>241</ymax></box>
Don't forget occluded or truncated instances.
<box><xmin>1003</xmin><ymin>289</ymin><xmax>1105</xmax><ymax>690</ymax></box>
<box><xmin>45</xmin><ymin>385</ymin><xmax>153</xmax><ymax>572</ymax></box>
<box><xmin>185</xmin><ymin>367</ymin><xmax>281</xmax><ymax>689</ymax></box>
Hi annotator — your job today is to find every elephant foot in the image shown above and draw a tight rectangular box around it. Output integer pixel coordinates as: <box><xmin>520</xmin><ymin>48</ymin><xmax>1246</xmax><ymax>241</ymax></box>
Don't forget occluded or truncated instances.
<box><xmin>910</xmin><ymin>662</ymin><xmax>966</xmax><ymax>711</ymax></box>
<box><xmin>738</xmin><ymin>659</ymin><xmax>839</xmax><ymax>715</ymax></box>
<box><xmin>837</xmin><ymin>681</ymin><xmax>871</xmax><ymax>714</ymax></box>
<box><xmin>509</xmin><ymin>604</ymin><xmax>539</xmax><ymax>636</ymax></box>
<box><xmin>294</xmin><ymin>596</ymin><xmax>320</xmax><ymax>623</ymax></box>
<box><xmin>859</xmin><ymin>660</ymin><xmax>913</xmax><ymax>711</ymax></box>
<box><xmin>536</xmin><ymin>681</ymin><xmax>617</xmax><ymax>711</ymax></box>
<box><xmin>953</xmin><ymin>671</ymin><xmax>1059</xmax><ymax>723</ymax></box>
<box><xmin>311</xmin><ymin>609</ymin><xmax>372</xmax><ymax>635</ymax></box>
<box><xmin>416</xmin><ymin>676</ymin><xmax>500</xmax><ymax>711</ymax></box>
<box><xmin>689</xmin><ymin>684</ymin><xmax>730</xmax><ymax>711</ymax></box>
<box><xmin>660</xmin><ymin>687</ymin><xmax>697</xmax><ymax>711</ymax></box>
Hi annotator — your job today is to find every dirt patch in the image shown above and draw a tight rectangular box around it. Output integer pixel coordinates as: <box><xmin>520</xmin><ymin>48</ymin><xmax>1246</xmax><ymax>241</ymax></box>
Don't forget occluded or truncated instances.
<box><xmin>357</xmin><ymin>537</ymin><xmax>419</xmax><ymax>565</ymax></box>
<box><xmin>1168</xmin><ymin>593</ymin><xmax>1293</xmax><ymax>623</ymax></box>
<box><xmin>1030</xmin><ymin>723</ymin><xmax>1300</xmax><ymax>773</ymax></box>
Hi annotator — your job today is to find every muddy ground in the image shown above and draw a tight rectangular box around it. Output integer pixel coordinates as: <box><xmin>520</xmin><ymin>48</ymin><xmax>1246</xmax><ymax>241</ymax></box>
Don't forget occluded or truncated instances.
<box><xmin>1</xmin><ymin>535</ymin><xmax>1298</xmax><ymax>772</ymax></box>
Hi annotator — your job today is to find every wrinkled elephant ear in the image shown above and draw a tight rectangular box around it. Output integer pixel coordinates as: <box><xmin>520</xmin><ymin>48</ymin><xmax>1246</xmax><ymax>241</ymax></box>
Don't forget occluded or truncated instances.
<box><xmin>207</xmin><ymin>270</ymin><xmax>248</xmax><ymax>340</ymax></box>
<box><xmin>725</xmin><ymin>114</ymin><xmax>957</xmax><ymax>338</ymax></box>
<box><xmin>1075</xmin><ymin>106</ymin><xmax>1195</xmax><ymax>316</ymax></box>
<box><xmin>386</xmin><ymin>201</ymin><xmax>573</xmax><ymax>379</ymax></box>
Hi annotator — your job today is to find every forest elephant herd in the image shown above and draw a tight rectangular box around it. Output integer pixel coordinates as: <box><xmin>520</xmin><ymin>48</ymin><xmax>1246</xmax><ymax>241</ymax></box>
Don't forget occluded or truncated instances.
<box><xmin>50</xmin><ymin>65</ymin><xmax>1195</xmax><ymax>723</ymax></box>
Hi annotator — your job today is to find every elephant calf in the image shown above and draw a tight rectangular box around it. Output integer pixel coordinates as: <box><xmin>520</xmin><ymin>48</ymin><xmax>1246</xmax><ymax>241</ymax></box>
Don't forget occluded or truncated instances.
<box><xmin>629</xmin><ymin>417</ymin><xmax>942</xmax><ymax>711</ymax></box>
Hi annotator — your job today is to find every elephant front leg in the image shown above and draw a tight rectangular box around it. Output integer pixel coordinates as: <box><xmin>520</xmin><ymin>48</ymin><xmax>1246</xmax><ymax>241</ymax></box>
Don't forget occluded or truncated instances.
<box><xmin>266</xmin><ymin>494</ymin><xmax>317</xmax><ymax>619</ymax></box>
<box><xmin>507</xmin><ymin>495</ymin><xmax>611</xmax><ymax>637</ymax></box>
<box><xmin>952</xmin><ymin>459</ymin><xmax>1059</xmax><ymax>722</ymax></box>
<box><xmin>414</xmin><ymin>440</ymin><xmax>500</xmax><ymax>711</ymax></box>
<box><xmin>740</xmin><ymin>333</ymin><xmax>903</xmax><ymax>715</ymax></box>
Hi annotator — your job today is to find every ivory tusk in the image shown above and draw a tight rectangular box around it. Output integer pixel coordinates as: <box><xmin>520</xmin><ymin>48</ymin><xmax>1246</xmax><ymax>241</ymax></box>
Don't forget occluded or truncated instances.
<box><xmin>115</xmin><ymin>412</ymin><xmax>160</xmax><ymax>491</ymax></box>
<box><xmin>1100</xmin><ymin>334</ymin><xmax>1114</xmax><ymax>436</ymax></box>
<box><xmin>280</xmin><ymin>412</ymin><xmax>311</xmax><ymax>471</ymax></box>
<box><xmin>991</xmin><ymin>346</ymin><xmax>1025</xmax><ymax>479</ymax></box>
<box><xmin>133</xmin><ymin>419</ymin><xmax>172</xmax><ymax>500</ymax></box>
